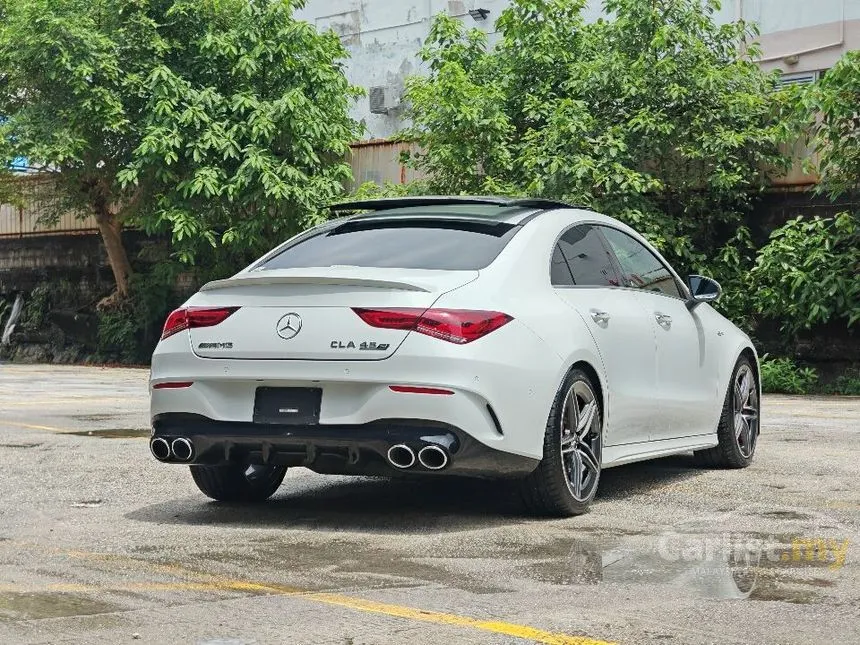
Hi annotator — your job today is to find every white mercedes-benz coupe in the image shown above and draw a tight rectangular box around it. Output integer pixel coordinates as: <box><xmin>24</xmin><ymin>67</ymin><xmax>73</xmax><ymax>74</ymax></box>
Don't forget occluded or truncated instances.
<box><xmin>149</xmin><ymin>196</ymin><xmax>760</xmax><ymax>516</ymax></box>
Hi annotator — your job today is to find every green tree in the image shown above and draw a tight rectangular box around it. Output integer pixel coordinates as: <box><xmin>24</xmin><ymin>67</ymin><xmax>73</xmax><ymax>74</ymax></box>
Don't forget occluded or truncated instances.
<box><xmin>749</xmin><ymin>51</ymin><xmax>860</xmax><ymax>335</ymax></box>
<box><xmin>801</xmin><ymin>51</ymin><xmax>860</xmax><ymax>199</ymax></box>
<box><xmin>0</xmin><ymin>0</ymin><xmax>359</xmax><ymax>301</ymax></box>
<box><xmin>402</xmin><ymin>0</ymin><xmax>792</xmax><ymax>271</ymax></box>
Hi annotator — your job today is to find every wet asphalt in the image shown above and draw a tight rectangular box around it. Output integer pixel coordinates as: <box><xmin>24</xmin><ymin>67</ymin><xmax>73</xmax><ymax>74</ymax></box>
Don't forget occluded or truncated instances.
<box><xmin>0</xmin><ymin>364</ymin><xmax>858</xmax><ymax>645</ymax></box>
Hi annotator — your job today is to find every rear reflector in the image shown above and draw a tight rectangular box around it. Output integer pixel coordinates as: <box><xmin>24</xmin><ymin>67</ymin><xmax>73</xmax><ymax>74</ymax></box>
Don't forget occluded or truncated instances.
<box><xmin>161</xmin><ymin>307</ymin><xmax>240</xmax><ymax>340</ymax></box>
<box><xmin>353</xmin><ymin>308</ymin><xmax>512</xmax><ymax>344</ymax></box>
<box><xmin>152</xmin><ymin>381</ymin><xmax>194</xmax><ymax>389</ymax></box>
<box><xmin>389</xmin><ymin>385</ymin><xmax>454</xmax><ymax>395</ymax></box>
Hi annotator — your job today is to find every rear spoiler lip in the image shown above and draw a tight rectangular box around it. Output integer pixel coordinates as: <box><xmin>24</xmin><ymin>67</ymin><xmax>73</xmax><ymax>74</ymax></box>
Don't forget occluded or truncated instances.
<box><xmin>200</xmin><ymin>273</ymin><xmax>432</xmax><ymax>293</ymax></box>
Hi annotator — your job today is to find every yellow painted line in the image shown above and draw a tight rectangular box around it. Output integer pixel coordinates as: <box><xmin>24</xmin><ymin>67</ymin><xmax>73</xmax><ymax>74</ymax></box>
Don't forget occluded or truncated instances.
<box><xmin>0</xmin><ymin>420</ymin><xmax>71</xmax><ymax>433</ymax></box>
<box><xmin>302</xmin><ymin>592</ymin><xmax>606</xmax><ymax>644</ymax></box>
<box><xmin>38</xmin><ymin>546</ymin><xmax>612</xmax><ymax>645</ymax></box>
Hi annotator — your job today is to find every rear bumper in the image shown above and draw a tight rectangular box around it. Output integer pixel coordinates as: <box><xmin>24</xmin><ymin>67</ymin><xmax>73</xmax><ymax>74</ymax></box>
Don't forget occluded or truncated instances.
<box><xmin>151</xmin><ymin>413</ymin><xmax>539</xmax><ymax>478</ymax></box>
<box><xmin>150</xmin><ymin>319</ymin><xmax>565</xmax><ymax>461</ymax></box>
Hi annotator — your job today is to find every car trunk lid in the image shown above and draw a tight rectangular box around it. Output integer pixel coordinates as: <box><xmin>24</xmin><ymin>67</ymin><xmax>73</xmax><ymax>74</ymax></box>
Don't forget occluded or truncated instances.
<box><xmin>188</xmin><ymin>267</ymin><xmax>477</xmax><ymax>360</ymax></box>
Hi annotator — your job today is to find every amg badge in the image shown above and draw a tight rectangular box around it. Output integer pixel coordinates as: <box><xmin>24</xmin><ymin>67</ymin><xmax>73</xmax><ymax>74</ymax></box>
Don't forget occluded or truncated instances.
<box><xmin>198</xmin><ymin>342</ymin><xmax>234</xmax><ymax>350</ymax></box>
<box><xmin>331</xmin><ymin>340</ymin><xmax>391</xmax><ymax>351</ymax></box>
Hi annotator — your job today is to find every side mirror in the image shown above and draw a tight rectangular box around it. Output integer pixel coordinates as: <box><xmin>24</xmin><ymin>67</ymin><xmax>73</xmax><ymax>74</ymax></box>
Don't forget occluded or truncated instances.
<box><xmin>687</xmin><ymin>275</ymin><xmax>722</xmax><ymax>308</ymax></box>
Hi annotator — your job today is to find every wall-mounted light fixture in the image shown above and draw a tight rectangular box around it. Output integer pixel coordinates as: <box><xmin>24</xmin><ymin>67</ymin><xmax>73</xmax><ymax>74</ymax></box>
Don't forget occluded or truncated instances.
<box><xmin>468</xmin><ymin>8</ymin><xmax>490</xmax><ymax>20</ymax></box>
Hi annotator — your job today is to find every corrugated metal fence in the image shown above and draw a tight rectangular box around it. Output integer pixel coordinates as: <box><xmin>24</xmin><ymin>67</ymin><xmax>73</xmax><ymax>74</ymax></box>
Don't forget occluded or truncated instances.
<box><xmin>0</xmin><ymin>141</ymin><xmax>421</xmax><ymax>239</ymax></box>
<box><xmin>0</xmin><ymin>175</ymin><xmax>97</xmax><ymax>238</ymax></box>
<box><xmin>348</xmin><ymin>139</ymin><xmax>424</xmax><ymax>186</ymax></box>
<box><xmin>0</xmin><ymin>139</ymin><xmax>815</xmax><ymax>239</ymax></box>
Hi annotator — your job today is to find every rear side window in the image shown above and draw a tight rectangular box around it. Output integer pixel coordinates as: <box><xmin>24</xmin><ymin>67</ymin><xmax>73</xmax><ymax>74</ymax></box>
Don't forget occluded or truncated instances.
<box><xmin>599</xmin><ymin>226</ymin><xmax>682</xmax><ymax>298</ymax></box>
<box><xmin>553</xmin><ymin>225</ymin><xmax>622</xmax><ymax>287</ymax></box>
<box><xmin>261</xmin><ymin>219</ymin><xmax>518</xmax><ymax>271</ymax></box>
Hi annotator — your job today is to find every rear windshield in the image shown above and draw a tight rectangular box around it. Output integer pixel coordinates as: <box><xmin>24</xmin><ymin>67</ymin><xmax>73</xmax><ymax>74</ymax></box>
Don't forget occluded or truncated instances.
<box><xmin>260</xmin><ymin>219</ymin><xmax>519</xmax><ymax>271</ymax></box>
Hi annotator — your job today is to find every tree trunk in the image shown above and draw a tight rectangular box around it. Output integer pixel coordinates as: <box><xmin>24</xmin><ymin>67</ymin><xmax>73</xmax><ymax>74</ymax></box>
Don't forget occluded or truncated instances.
<box><xmin>94</xmin><ymin>209</ymin><xmax>132</xmax><ymax>300</ymax></box>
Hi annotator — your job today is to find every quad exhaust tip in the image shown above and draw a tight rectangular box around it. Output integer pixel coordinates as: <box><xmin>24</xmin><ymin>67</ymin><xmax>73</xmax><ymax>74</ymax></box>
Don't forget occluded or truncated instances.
<box><xmin>387</xmin><ymin>444</ymin><xmax>416</xmax><ymax>469</ymax></box>
<box><xmin>150</xmin><ymin>437</ymin><xmax>171</xmax><ymax>461</ymax></box>
<box><xmin>418</xmin><ymin>445</ymin><xmax>449</xmax><ymax>470</ymax></box>
<box><xmin>171</xmin><ymin>437</ymin><xmax>194</xmax><ymax>462</ymax></box>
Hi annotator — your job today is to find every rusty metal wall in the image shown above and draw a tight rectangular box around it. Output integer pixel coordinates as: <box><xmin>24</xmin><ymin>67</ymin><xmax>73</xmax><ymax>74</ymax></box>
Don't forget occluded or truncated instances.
<box><xmin>0</xmin><ymin>175</ymin><xmax>97</xmax><ymax>238</ymax></box>
<box><xmin>348</xmin><ymin>140</ymin><xmax>425</xmax><ymax>187</ymax></box>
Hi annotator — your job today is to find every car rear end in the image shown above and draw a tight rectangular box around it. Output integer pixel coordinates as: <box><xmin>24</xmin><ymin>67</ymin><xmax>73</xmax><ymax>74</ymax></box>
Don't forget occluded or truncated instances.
<box><xmin>150</xmin><ymin>208</ymin><xmax>561</xmax><ymax>478</ymax></box>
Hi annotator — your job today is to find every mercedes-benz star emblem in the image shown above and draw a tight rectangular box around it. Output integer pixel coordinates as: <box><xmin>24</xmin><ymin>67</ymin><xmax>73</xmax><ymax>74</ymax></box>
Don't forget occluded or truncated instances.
<box><xmin>276</xmin><ymin>313</ymin><xmax>302</xmax><ymax>340</ymax></box>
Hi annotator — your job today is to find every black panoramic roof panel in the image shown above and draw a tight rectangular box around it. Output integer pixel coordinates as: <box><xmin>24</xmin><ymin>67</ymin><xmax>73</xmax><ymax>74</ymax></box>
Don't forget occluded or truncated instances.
<box><xmin>330</xmin><ymin>195</ymin><xmax>579</xmax><ymax>225</ymax></box>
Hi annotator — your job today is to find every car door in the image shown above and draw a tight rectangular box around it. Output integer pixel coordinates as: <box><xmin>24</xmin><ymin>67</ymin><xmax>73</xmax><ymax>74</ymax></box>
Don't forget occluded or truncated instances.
<box><xmin>598</xmin><ymin>226</ymin><xmax>719</xmax><ymax>439</ymax></box>
<box><xmin>552</xmin><ymin>225</ymin><xmax>658</xmax><ymax>447</ymax></box>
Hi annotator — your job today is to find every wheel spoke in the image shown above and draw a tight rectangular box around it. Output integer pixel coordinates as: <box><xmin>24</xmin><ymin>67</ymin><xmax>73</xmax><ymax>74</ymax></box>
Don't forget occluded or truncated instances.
<box><xmin>576</xmin><ymin>400</ymin><xmax>596</xmax><ymax>438</ymax></box>
<box><xmin>741</xmin><ymin>372</ymin><xmax>753</xmax><ymax>407</ymax></box>
<box><xmin>565</xmin><ymin>391</ymin><xmax>579</xmax><ymax>434</ymax></box>
<box><xmin>577</xmin><ymin>441</ymin><xmax>600</xmax><ymax>475</ymax></box>
<box><xmin>561</xmin><ymin>437</ymin><xmax>576</xmax><ymax>454</ymax></box>
<box><xmin>734</xmin><ymin>380</ymin><xmax>745</xmax><ymax>412</ymax></box>
<box><xmin>568</xmin><ymin>450</ymin><xmax>583</xmax><ymax>498</ymax></box>
<box><xmin>735</xmin><ymin>413</ymin><xmax>747</xmax><ymax>440</ymax></box>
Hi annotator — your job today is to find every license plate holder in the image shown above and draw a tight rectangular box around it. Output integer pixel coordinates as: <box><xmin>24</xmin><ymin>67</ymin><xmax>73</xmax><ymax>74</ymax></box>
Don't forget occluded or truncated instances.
<box><xmin>253</xmin><ymin>387</ymin><xmax>322</xmax><ymax>425</ymax></box>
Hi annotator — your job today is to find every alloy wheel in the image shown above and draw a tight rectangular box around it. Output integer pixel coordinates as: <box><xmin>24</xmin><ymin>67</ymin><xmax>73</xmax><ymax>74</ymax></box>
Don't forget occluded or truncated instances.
<box><xmin>560</xmin><ymin>379</ymin><xmax>602</xmax><ymax>502</ymax></box>
<box><xmin>733</xmin><ymin>364</ymin><xmax>759</xmax><ymax>459</ymax></box>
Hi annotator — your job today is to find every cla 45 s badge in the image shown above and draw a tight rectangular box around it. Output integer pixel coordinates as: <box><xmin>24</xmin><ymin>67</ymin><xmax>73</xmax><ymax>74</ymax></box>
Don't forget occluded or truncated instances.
<box><xmin>331</xmin><ymin>340</ymin><xmax>391</xmax><ymax>351</ymax></box>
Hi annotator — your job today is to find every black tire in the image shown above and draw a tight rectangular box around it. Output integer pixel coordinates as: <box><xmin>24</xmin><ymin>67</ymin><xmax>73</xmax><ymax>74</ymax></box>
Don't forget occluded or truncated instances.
<box><xmin>519</xmin><ymin>368</ymin><xmax>603</xmax><ymax>517</ymax></box>
<box><xmin>190</xmin><ymin>464</ymin><xmax>287</xmax><ymax>502</ymax></box>
<box><xmin>694</xmin><ymin>357</ymin><xmax>759</xmax><ymax>469</ymax></box>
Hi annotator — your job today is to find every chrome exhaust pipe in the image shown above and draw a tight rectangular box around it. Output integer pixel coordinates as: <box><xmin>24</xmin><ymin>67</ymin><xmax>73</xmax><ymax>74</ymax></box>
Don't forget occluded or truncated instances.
<box><xmin>171</xmin><ymin>437</ymin><xmax>194</xmax><ymax>462</ymax></box>
<box><xmin>150</xmin><ymin>437</ymin><xmax>171</xmax><ymax>461</ymax></box>
<box><xmin>417</xmin><ymin>445</ymin><xmax>449</xmax><ymax>470</ymax></box>
<box><xmin>387</xmin><ymin>444</ymin><xmax>416</xmax><ymax>469</ymax></box>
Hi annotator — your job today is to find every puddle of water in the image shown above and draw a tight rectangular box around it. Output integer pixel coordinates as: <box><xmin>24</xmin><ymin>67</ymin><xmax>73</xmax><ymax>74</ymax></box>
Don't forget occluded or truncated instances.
<box><xmin>0</xmin><ymin>592</ymin><xmax>119</xmax><ymax>621</ymax></box>
<box><xmin>0</xmin><ymin>442</ymin><xmax>42</xmax><ymax>449</ymax></box>
<box><xmin>758</xmin><ymin>511</ymin><xmax>811</xmax><ymax>520</ymax></box>
<box><xmin>69</xmin><ymin>428</ymin><xmax>149</xmax><ymax>439</ymax></box>
<box><xmin>73</xmin><ymin>414</ymin><xmax>119</xmax><ymax>422</ymax></box>
<box><xmin>189</xmin><ymin>540</ymin><xmax>508</xmax><ymax>595</ymax></box>
<box><xmin>517</xmin><ymin>532</ymin><xmax>840</xmax><ymax>603</ymax></box>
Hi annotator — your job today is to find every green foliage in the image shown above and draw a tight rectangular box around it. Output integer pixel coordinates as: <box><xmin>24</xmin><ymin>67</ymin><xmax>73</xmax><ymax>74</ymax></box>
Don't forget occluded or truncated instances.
<box><xmin>96</xmin><ymin>263</ymin><xmax>183</xmax><ymax>363</ymax></box>
<box><xmin>823</xmin><ymin>369</ymin><xmax>860</xmax><ymax>396</ymax></box>
<box><xmin>760</xmin><ymin>356</ymin><xmax>819</xmax><ymax>394</ymax></box>
<box><xmin>0</xmin><ymin>0</ymin><xmax>361</xmax><ymax>279</ymax></box>
<box><xmin>751</xmin><ymin>213</ymin><xmax>860</xmax><ymax>334</ymax></box>
<box><xmin>402</xmin><ymin>0</ymin><xmax>792</xmax><ymax>271</ymax></box>
<box><xmin>348</xmin><ymin>181</ymin><xmax>431</xmax><ymax>200</ymax></box>
<box><xmin>801</xmin><ymin>51</ymin><xmax>860</xmax><ymax>199</ymax></box>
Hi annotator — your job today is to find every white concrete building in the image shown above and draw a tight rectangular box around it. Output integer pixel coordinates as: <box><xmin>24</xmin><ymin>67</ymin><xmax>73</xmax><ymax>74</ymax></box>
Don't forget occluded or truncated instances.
<box><xmin>296</xmin><ymin>0</ymin><xmax>860</xmax><ymax>141</ymax></box>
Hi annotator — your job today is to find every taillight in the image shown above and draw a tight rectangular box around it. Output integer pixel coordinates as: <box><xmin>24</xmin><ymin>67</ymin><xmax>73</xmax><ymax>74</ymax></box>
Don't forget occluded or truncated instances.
<box><xmin>160</xmin><ymin>307</ymin><xmax>240</xmax><ymax>340</ymax></box>
<box><xmin>352</xmin><ymin>308</ymin><xmax>512</xmax><ymax>345</ymax></box>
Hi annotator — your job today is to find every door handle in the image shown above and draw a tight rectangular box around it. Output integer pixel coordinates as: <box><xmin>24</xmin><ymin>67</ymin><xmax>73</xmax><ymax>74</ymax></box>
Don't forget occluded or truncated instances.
<box><xmin>655</xmin><ymin>312</ymin><xmax>672</xmax><ymax>327</ymax></box>
<box><xmin>590</xmin><ymin>309</ymin><xmax>610</xmax><ymax>324</ymax></box>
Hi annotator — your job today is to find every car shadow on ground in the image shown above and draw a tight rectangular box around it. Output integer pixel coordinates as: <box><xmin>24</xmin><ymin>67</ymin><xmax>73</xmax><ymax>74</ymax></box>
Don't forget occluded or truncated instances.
<box><xmin>126</xmin><ymin>454</ymin><xmax>705</xmax><ymax>532</ymax></box>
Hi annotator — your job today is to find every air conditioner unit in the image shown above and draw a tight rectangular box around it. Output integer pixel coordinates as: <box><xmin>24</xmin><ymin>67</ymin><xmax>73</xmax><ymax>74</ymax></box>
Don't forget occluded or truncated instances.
<box><xmin>369</xmin><ymin>85</ymin><xmax>401</xmax><ymax>115</ymax></box>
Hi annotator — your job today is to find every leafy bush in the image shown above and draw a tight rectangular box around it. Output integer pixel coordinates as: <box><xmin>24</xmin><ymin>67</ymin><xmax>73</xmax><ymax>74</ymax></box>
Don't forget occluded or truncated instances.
<box><xmin>760</xmin><ymin>356</ymin><xmax>819</xmax><ymax>394</ymax></box>
<box><xmin>752</xmin><ymin>213</ymin><xmax>860</xmax><ymax>335</ymax></box>
<box><xmin>823</xmin><ymin>369</ymin><xmax>860</xmax><ymax>396</ymax></box>
<box><xmin>96</xmin><ymin>263</ymin><xmax>183</xmax><ymax>363</ymax></box>
<box><xmin>800</xmin><ymin>51</ymin><xmax>860</xmax><ymax>199</ymax></box>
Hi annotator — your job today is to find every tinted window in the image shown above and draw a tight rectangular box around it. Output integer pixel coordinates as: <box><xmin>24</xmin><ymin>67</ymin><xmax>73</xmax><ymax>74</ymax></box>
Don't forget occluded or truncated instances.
<box><xmin>555</xmin><ymin>226</ymin><xmax>622</xmax><ymax>287</ymax></box>
<box><xmin>261</xmin><ymin>219</ymin><xmax>518</xmax><ymax>271</ymax></box>
<box><xmin>551</xmin><ymin>244</ymin><xmax>575</xmax><ymax>286</ymax></box>
<box><xmin>599</xmin><ymin>227</ymin><xmax>682</xmax><ymax>298</ymax></box>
